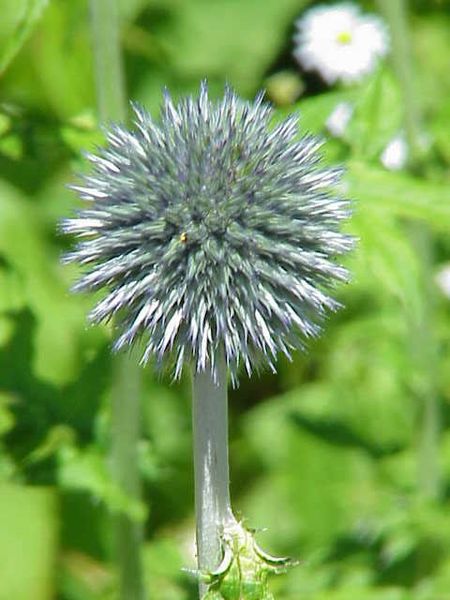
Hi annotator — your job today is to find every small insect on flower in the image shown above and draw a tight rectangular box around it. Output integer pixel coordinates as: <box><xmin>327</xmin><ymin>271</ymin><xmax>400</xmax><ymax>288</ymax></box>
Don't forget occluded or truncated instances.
<box><xmin>294</xmin><ymin>3</ymin><xmax>390</xmax><ymax>85</ymax></box>
<box><xmin>62</xmin><ymin>82</ymin><xmax>354</xmax><ymax>382</ymax></box>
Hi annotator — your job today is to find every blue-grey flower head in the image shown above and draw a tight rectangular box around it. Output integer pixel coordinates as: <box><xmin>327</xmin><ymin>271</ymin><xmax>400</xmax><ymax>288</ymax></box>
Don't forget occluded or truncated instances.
<box><xmin>63</xmin><ymin>83</ymin><xmax>353</xmax><ymax>381</ymax></box>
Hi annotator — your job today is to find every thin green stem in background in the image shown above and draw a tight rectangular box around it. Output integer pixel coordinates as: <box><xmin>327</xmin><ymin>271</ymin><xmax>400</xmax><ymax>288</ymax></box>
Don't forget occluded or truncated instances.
<box><xmin>191</xmin><ymin>349</ymin><xmax>236</xmax><ymax>597</ymax></box>
<box><xmin>89</xmin><ymin>0</ymin><xmax>145</xmax><ymax>597</ymax></box>
<box><xmin>111</xmin><ymin>350</ymin><xmax>145</xmax><ymax>600</ymax></box>
<box><xmin>89</xmin><ymin>0</ymin><xmax>126</xmax><ymax>123</ymax></box>
<box><xmin>377</xmin><ymin>0</ymin><xmax>441</xmax><ymax>502</ymax></box>
<box><xmin>408</xmin><ymin>224</ymin><xmax>441</xmax><ymax>501</ymax></box>
<box><xmin>376</xmin><ymin>0</ymin><xmax>423</xmax><ymax>166</ymax></box>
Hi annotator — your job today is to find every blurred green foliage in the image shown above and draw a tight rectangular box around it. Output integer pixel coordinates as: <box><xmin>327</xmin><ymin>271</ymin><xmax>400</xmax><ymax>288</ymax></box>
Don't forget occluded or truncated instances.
<box><xmin>0</xmin><ymin>0</ymin><xmax>449</xmax><ymax>599</ymax></box>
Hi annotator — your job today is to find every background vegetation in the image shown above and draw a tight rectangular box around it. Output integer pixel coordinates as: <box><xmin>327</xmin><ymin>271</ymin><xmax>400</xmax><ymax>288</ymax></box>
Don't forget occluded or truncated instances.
<box><xmin>0</xmin><ymin>0</ymin><xmax>449</xmax><ymax>598</ymax></box>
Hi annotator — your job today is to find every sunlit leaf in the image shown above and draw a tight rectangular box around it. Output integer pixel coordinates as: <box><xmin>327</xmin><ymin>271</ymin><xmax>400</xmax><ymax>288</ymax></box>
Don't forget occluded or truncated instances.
<box><xmin>0</xmin><ymin>0</ymin><xmax>49</xmax><ymax>75</ymax></box>
<box><xmin>0</xmin><ymin>484</ymin><xmax>58</xmax><ymax>600</ymax></box>
<box><xmin>0</xmin><ymin>179</ymin><xmax>100</xmax><ymax>385</ymax></box>
<box><xmin>58</xmin><ymin>443</ymin><xmax>147</xmax><ymax>521</ymax></box>
<box><xmin>347</xmin><ymin>161</ymin><xmax>450</xmax><ymax>229</ymax></box>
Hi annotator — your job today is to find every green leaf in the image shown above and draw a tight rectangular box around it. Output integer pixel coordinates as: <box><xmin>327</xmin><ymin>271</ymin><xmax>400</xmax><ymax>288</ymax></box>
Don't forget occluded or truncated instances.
<box><xmin>58</xmin><ymin>551</ymin><xmax>113</xmax><ymax>600</ymax></box>
<box><xmin>242</xmin><ymin>391</ymin><xmax>379</xmax><ymax>553</ymax></box>
<box><xmin>0</xmin><ymin>393</ymin><xmax>17</xmax><ymax>483</ymax></box>
<box><xmin>0</xmin><ymin>0</ymin><xmax>49</xmax><ymax>75</ymax></box>
<box><xmin>0</xmin><ymin>392</ymin><xmax>16</xmax><ymax>437</ymax></box>
<box><xmin>145</xmin><ymin>0</ymin><xmax>308</xmax><ymax>96</ymax></box>
<box><xmin>292</xmin><ymin>89</ymin><xmax>356</xmax><ymax>135</ymax></box>
<box><xmin>414</xmin><ymin>14</ymin><xmax>450</xmax><ymax>114</ymax></box>
<box><xmin>57</xmin><ymin>443</ymin><xmax>147</xmax><ymax>521</ymax></box>
<box><xmin>291</xmin><ymin>68</ymin><xmax>402</xmax><ymax>162</ymax></box>
<box><xmin>2</xmin><ymin>1</ymin><xmax>95</xmax><ymax>119</ymax></box>
<box><xmin>142</xmin><ymin>537</ymin><xmax>193</xmax><ymax>600</ymax></box>
<box><xmin>26</xmin><ymin>424</ymin><xmax>76</xmax><ymax>464</ymax></box>
<box><xmin>430</xmin><ymin>96</ymin><xmax>450</xmax><ymax>165</ymax></box>
<box><xmin>0</xmin><ymin>260</ymin><xmax>25</xmax><ymax>314</ymax></box>
<box><xmin>346</xmin><ymin>68</ymin><xmax>403</xmax><ymax>160</ymax></box>
<box><xmin>0</xmin><ymin>179</ymin><xmax>101</xmax><ymax>385</ymax></box>
<box><xmin>350</xmin><ymin>198</ymin><xmax>423</xmax><ymax>312</ymax></box>
<box><xmin>0</xmin><ymin>484</ymin><xmax>58</xmax><ymax>600</ymax></box>
<box><xmin>347</xmin><ymin>161</ymin><xmax>450</xmax><ymax>229</ymax></box>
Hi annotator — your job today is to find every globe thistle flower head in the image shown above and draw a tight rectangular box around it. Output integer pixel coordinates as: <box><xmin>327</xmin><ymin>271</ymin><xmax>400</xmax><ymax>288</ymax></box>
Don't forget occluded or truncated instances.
<box><xmin>63</xmin><ymin>83</ymin><xmax>353</xmax><ymax>382</ymax></box>
<box><xmin>294</xmin><ymin>3</ymin><xmax>389</xmax><ymax>85</ymax></box>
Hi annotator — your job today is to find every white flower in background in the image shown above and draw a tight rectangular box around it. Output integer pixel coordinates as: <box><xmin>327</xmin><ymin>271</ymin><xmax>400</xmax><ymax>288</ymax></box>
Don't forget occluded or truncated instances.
<box><xmin>435</xmin><ymin>264</ymin><xmax>450</xmax><ymax>299</ymax></box>
<box><xmin>326</xmin><ymin>101</ymin><xmax>354</xmax><ymax>137</ymax></box>
<box><xmin>380</xmin><ymin>134</ymin><xmax>408</xmax><ymax>171</ymax></box>
<box><xmin>294</xmin><ymin>3</ymin><xmax>389</xmax><ymax>85</ymax></box>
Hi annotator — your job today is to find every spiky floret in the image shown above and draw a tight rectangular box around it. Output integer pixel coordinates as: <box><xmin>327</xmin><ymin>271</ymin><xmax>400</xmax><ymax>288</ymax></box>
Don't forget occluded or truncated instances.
<box><xmin>63</xmin><ymin>83</ymin><xmax>353</xmax><ymax>381</ymax></box>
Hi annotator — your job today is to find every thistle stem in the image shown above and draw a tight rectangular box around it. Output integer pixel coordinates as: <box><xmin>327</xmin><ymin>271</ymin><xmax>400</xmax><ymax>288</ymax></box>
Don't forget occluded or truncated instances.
<box><xmin>89</xmin><ymin>0</ymin><xmax>145</xmax><ymax>596</ymax></box>
<box><xmin>377</xmin><ymin>0</ymin><xmax>441</xmax><ymax>501</ymax></box>
<box><xmin>191</xmin><ymin>349</ymin><xmax>236</xmax><ymax>596</ymax></box>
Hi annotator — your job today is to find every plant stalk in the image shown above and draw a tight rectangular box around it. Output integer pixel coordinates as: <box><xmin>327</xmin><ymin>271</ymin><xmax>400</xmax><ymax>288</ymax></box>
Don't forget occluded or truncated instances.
<box><xmin>89</xmin><ymin>0</ymin><xmax>145</xmax><ymax>597</ymax></box>
<box><xmin>191</xmin><ymin>349</ymin><xmax>236</xmax><ymax>597</ymax></box>
<box><xmin>377</xmin><ymin>0</ymin><xmax>441</xmax><ymax>501</ymax></box>
<box><xmin>89</xmin><ymin>0</ymin><xmax>126</xmax><ymax>123</ymax></box>
<box><xmin>111</xmin><ymin>351</ymin><xmax>145</xmax><ymax>600</ymax></box>
<box><xmin>376</xmin><ymin>0</ymin><xmax>422</xmax><ymax>165</ymax></box>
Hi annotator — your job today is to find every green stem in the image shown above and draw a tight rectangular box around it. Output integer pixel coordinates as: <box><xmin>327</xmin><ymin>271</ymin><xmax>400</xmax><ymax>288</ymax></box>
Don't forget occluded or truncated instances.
<box><xmin>407</xmin><ymin>223</ymin><xmax>441</xmax><ymax>501</ymax></box>
<box><xmin>377</xmin><ymin>0</ymin><xmax>441</xmax><ymax>501</ymax></box>
<box><xmin>191</xmin><ymin>349</ymin><xmax>236</xmax><ymax>597</ymax></box>
<box><xmin>376</xmin><ymin>0</ymin><xmax>422</xmax><ymax>166</ymax></box>
<box><xmin>89</xmin><ymin>0</ymin><xmax>126</xmax><ymax>122</ymax></box>
<box><xmin>89</xmin><ymin>1</ymin><xmax>145</xmax><ymax>596</ymax></box>
<box><xmin>111</xmin><ymin>351</ymin><xmax>145</xmax><ymax>600</ymax></box>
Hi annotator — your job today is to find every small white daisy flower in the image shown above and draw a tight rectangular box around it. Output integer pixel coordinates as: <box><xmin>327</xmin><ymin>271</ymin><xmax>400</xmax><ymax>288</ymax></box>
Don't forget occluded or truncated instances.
<box><xmin>294</xmin><ymin>3</ymin><xmax>389</xmax><ymax>85</ymax></box>
<box><xmin>435</xmin><ymin>264</ymin><xmax>450</xmax><ymax>299</ymax></box>
<box><xmin>326</xmin><ymin>101</ymin><xmax>354</xmax><ymax>137</ymax></box>
<box><xmin>380</xmin><ymin>134</ymin><xmax>408</xmax><ymax>171</ymax></box>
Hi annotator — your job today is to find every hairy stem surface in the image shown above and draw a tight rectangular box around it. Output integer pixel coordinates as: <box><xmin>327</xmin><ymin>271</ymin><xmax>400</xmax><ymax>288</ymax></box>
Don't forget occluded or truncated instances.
<box><xmin>89</xmin><ymin>1</ymin><xmax>145</xmax><ymax>597</ymax></box>
<box><xmin>191</xmin><ymin>349</ymin><xmax>236</xmax><ymax>596</ymax></box>
<box><xmin>377</xmin><ymin>0</ymin><xmax>441</xmax><ymax>501</ymax></box>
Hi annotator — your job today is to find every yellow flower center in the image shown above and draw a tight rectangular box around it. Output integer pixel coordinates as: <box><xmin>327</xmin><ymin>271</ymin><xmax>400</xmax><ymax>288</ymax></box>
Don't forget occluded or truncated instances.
<box><xmin>336</xmin><ymin>31</ymin><xmax>352</xmax><ymax>45</ymax></box>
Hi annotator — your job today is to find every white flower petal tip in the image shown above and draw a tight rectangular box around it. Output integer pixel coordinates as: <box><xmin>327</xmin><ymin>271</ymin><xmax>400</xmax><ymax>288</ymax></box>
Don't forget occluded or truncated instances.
<box><xmin>435</xmin><ymin>264</ymin><xmax>450</xmax><ymax>299</ymax></box>
<box><xmin>326</xmin><ymin>102</ymin><xmax>354</xmax><ymax>138</ymax></box>
<box><xmin>380</xmin><ymin>134</ymin><xmax>409</xmax><ymax>171</ymax></box>
<box><xmin>294</xmin><ymin>3</ymin><xmax>390</xmax><ymax>86</ymax></box>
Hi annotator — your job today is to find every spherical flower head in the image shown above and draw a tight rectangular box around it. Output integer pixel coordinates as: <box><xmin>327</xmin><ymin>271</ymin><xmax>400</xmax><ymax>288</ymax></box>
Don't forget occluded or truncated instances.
<box><xmin>293</xmin><ymin>3</ymin><xmax>389</xmax><ymax>85</ymax></box>
<box><xmin>62</xmin><ymin>83</ymin><xmax>353</xmax><ymax>382</ymax></box>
